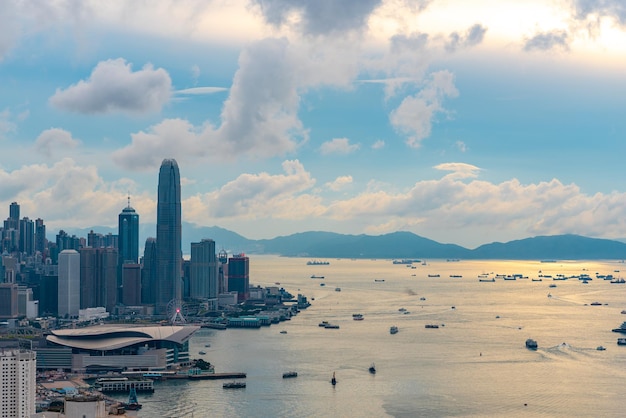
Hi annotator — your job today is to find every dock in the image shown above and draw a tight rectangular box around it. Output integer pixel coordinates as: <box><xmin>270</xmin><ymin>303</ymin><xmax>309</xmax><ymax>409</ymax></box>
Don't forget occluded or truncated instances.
<box><xmin>188</xmin><ymin>372</ymin><xmax>246</xmax><ymax>380</ymax></box>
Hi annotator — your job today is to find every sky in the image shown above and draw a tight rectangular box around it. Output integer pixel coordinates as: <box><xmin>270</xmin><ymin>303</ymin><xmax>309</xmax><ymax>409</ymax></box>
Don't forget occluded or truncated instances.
<box><xmin>1</xmin><ymin>0</ymin><xmax>626</xmax><ymax>249</ymax></box>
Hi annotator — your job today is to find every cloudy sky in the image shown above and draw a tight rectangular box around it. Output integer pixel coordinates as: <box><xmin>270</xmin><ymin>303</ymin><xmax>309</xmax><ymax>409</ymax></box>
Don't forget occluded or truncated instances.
<box><xmin>1</xmin><ymin>0</ymin><xmax>626</xmax><ymax>249</ymax></box>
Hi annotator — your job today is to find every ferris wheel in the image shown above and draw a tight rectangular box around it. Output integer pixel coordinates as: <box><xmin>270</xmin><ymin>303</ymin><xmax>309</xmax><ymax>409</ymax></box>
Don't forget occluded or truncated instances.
<box><xmin>166</xmin><ymin>298</ymin><xmax>188</xmax><ymax>324</ymax></box>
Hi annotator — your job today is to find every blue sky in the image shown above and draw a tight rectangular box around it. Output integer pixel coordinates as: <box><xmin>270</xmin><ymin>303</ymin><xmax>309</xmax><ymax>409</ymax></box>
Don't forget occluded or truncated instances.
<box><xmin>1</xmin><ymin>0</ymin><xmax>626</xmax><ymax>249</ymax></box>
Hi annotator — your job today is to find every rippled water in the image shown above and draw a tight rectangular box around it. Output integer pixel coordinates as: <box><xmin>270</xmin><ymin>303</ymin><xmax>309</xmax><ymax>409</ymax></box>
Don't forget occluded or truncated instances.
<box><xmin>117</xmin><ymin>257</ymin><xmax>626</xmax><ymax>417</ymax></box>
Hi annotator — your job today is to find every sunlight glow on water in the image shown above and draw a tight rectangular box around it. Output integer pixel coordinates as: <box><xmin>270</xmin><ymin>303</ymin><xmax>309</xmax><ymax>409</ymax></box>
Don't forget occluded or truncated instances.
<box><xmin>129</xmin><ymin>257</ymin><xmax>626</xmax><ymax>417</ymax></box>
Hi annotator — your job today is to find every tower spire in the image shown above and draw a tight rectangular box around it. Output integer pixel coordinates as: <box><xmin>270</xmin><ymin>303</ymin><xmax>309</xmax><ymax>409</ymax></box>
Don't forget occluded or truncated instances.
<box><xmin>127</xmin><ymin>191</ymin><xmax>131</xmax><ymax>208</ymax></box>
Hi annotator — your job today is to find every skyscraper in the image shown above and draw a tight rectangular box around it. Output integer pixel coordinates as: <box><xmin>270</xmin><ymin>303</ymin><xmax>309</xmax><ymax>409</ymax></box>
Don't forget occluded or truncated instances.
<box><xmin>79</xmin><ymin>247</ymin><xmax>117</xmax><ymax>311</ymax></box>
<box><xmin>58</xmin><ymin>249</ymin><xmax>80</xmax><ymax>318</ymax></box>
<box><xmin>156</xmin><ymin>159</ymin><xmax>182</xmax><ymax>314</ymax></box>
<box><xmin>190</xmin><ymin>239</ymin><xmax>218</xmax><ymax>300</ymax></box>
<box><xmin>35</xmin><ymin>218</ymin><xmax>46</xmax><ymax>256</ymax></box>
<box><xmin>118</xmin><ymin>197</ymin><xmax>139</xmax><ymax>304</ymax></box>
<box><xmin>227</xmin><ymin>254</ymin><xmax>249</xmax><ymax>302</ymax></box>
<box><xmin>141</xmin><ymin>237</ymin><xmax>157</xmax><ymax>305</ymax></box>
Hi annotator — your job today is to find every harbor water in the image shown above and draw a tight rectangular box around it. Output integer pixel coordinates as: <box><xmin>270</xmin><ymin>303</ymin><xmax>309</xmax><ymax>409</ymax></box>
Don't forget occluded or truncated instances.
<box><xmin>120</xmin><ymin>256</ymin><xmax>626</xmax><ymax>417</ymax></box>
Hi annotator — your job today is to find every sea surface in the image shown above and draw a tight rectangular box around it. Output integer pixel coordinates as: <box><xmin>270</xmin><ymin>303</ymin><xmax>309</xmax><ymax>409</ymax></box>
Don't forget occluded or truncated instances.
<box><xmin>115</xmin><ymin>256</ymin><xmax>626</xmax><ymax>417</ymax></box>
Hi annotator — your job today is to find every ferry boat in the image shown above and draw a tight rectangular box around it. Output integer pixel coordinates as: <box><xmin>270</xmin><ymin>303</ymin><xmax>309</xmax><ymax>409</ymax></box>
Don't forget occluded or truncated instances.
<box><xmin>390</xmin><ymin>326</ymin><xmax>398</xmax><ymax>334</ymax></box>
<box><xmin>617</xmin><ymin>338</ymin><xmax>626</xmax><ymax>346</ymax></box>
<box><xmin>223</xmin><ymin>381</ymin><xmax>246</xmax><ymax>389</ymax></box>
<box><xmin>525</xmin><ymin>339</ymin><xmax>538</xmax><ymax>350</ymax></box>
<box><xmin>307</xmin><ymin>260</ymin><xmax>330</xmax><ymax>265</ymax></box>
<box><xmin>94</xmin><ymin>377</ymin><xmax>154</xmax><ymax>393</ymax></box>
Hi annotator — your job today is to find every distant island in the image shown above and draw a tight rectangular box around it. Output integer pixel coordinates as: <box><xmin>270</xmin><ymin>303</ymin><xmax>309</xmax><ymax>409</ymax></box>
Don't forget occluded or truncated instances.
<box><xmin>63</xmin><ymin>224</ymin><xmax>626</xmax><ymax>261</ymax></box>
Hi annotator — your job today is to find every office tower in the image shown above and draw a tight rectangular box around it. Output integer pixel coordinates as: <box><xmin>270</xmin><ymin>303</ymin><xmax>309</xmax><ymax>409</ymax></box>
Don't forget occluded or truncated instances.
<box><xmin>118</xmin><ymin>198</ymin><xmax>139</xmax><ymax>304</ymax></box>
<box><xmin>58</xmin><ymin>249</ymin><xmax>80</xmax><ymax>318</ymax></box>
<box><xmin>190</xmin><ymin>239</ymin><xmax>218</xmax><ymax>300</ymax></box>
<box><xmin>156</xmin><ymin>159</ymin><xmax>182</xmax><ymax>314</ymax></box>
<box><xmin>0</xmin><ymin>349</ymin><xmax>36</xmax><ymax>418</ymax></box>
<box><xmin>39</xmin><ymin>275</ymin><xmax>58</xmax><ymax>317</ymax></box>
<box><xmin>79</xmin><ymin>247</ymin><xmax>117</xmax><ymax>311</ymax></box>
<box><xmin>56</xmin><ymin>230</ymin><xmax>81</xmax><ymax>252</ymax></box>
<box><xmin>7</xmin><ymin>202</ymin><xmax>19</xmax><ymax>229</ymax></box>
<box><xmin>141</xmin><ymin>237</ymin><xmax>157</xmax><ymax>305</ymax></box>
<box><xmin>19</xmin><ymin>217</ymin><xmax>34</xmax><ymax>255</ymax></box>
<box><xmin>122</xmin><ymin>263</ymin><xmax>141</xmax><ymax>306</ymax></box>
<box><xmin>227</xmin><ymin>254</ymin><xmax>249</xmax><ymax>302</ymax></box>
<box><xmin>218</xmin><ymin>249</ymin><xmax>228</xmax><ymax>294</ymax></box>
<box><xmin>35</xmin><ymin>218</ymin><xmax>46</xmax><ymax>256</ymax></box>
<box><xmin>0</xmin><ymin>283</ymin><xmax>18</xmax><ymax>318</ymax></box>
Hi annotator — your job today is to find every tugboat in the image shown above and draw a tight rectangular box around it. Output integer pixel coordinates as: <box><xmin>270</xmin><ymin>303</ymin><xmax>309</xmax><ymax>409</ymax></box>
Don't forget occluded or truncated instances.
<box><xmin>331</xmin><ymin>372</ymin><xmax>337</xmax><ymax>386</ymax></box>
<box><xmin>368</xmin><ymin>363</ymin><xmax>376</xmax><ymax>374</ymax></box>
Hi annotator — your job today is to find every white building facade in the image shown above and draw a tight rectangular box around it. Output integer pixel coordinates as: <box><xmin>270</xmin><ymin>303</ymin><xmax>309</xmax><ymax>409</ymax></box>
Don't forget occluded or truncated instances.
<box><xmin>0</xmin><ymin>349</ymin><xmax>36</xmax><ymax>418</ymax></box>
<box><xmin>58</xmin><ymin>249</ymin><xmax>80</xmax><ymax>318</ymax></box>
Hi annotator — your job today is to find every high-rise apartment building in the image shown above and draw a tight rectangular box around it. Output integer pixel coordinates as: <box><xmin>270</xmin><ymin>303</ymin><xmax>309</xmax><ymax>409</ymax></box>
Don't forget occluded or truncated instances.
<box><xmin>0</xmin><ymin>349</ymin><xmax>36</xmax><ymax>418</ymax></box>
<box><xmin>156</xmin><ymin>159</ymin><xmax>182</xmax><ymax>314</ymax></box>
<box><xmin>190</xmin><ymin>239</ymin><xmax>218</xmax><ymax>300</ymax></box>
<box><xmin>0</xmin><ymin>283</ymin><xmax>18</xmax><ymax>319</ymax></box>
<box><xmin>58</xmin><ymin>249</ymin><xmax>80</xmax><ymax>318</ymax></box>
<box><xmin>227</xmin><ymin>254</ymin><xmax>249</xmax><ymax>302</ymax></box>
<box><xmin>118</xmin><ymin>198</ymin><xmax>139</xmax><ymax>304</ymax></box>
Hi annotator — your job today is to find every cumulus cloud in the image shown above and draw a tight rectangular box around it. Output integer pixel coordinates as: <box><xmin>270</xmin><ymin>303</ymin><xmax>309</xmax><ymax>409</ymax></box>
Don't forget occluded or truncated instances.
<box><xmin>445</xmin><ymin>24</ymin><xmax>488</xmax><ymax>52</ymax></box>
<box><xmin>389</xmin><ymin>70</ymin><xmax>459</xmax><ymax>148</ymax></box>
<box><xmin>372</xmin><ymin>139</ymin><xmax>385</xmax><ymax>149</ymax></box>
<box><xmin>572</xmin><ymin>0</ymin><xmax>626</xmax><ymax>25</ymax></box>
<box><xmin>252</xmin><ymin>0</ymin><xmax>382</xmax><ymax>35</ymax></box>
<box><xmin>0</xmin><ymin>158</ymin><xmax>154</xmax><ymax>228</ymax></box>
<box><xmin>184</xmin><ymin>159</ymin><xmax>320</xmax><ymax>222</ymax></box>
<box><xmin>49</xmin><ymin>58</ymin><xmax>172</xmax><ymax>114</ymax></box>
<box><xmin>0</xmin><ymin>109</ymin><xmax>17</xmax><ymax>139</ymax></box>
<box><xmin>326</xmin><ymin>175</ymin><xmax>353</xmax><ymax>191</ymax></box>
<box><xmin>320</xmin><ymin>138</ymin><xmax>360</xmax><ymax>155</ymax></box>
<box><xmin>34</xmin><ymin>128</ymin><xmax>81</xmax><ymax>158</ymax></box>
<box><xmin>523</xmin><ymin>30</ymin><xmax>569</xmax><ymax>52</ymax></box>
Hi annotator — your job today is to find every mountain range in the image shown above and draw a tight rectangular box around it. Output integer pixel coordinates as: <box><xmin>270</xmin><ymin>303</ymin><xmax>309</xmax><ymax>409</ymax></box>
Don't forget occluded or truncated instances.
<box><xmin>64</xmin><ymin>224</ymin><xmax>626</xmax><ymax>260</ymax></box>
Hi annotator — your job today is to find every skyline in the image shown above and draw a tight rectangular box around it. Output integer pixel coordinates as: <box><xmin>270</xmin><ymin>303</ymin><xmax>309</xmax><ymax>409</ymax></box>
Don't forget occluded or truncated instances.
<box><xmin>1</xmin><ymin>1</ymin><xmax>626</xmax><ymax>248</ymax></box>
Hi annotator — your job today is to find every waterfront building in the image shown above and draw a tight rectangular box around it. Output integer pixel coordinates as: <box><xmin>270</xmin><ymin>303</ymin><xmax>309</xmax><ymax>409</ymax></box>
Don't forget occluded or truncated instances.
<box><xmin>63</xmin><ymin>395</ymin><xmax>107</xmax><ymax>418</ymax></box>
<box><xmin>79</xmin><ymin>247</ymin><xmax>117</xmax><ymax>312</ymax></box>
<box><xmin>0</xmin><ymin>349</ymin><xmax>36</xmax><ymax>418</ymax></box>
<box><xmin>228</xmin><ymin>253</ymin><xmax>249</xmax><ymax>302</ymax></box>
<box><xmin>58</xmin><ymin>249</ymin><xmax>80</xmax><ymax>318</ymax></box>
<box><xmin>44</xmin><ymin>325</ymin><xmax>198</xmax><ymax>372</ymax></box>
<box><xmin>118</xmin><ymin>198</ymin><xmax>139</xmax><ymax>304</ymax></box>
<box><xmin>156</xmin><ymin>159</ymin><xmax>182</xmax><ymax>314</ymax></box>
<box><xmin>141</xmin><ymin>237</ymin><xmax>157</xmax><ymax>305</ymax></box>
<box><xmin>190</xmin><ymin>239</ymin><xmax>218</xmax><ymax>300</ymax></box>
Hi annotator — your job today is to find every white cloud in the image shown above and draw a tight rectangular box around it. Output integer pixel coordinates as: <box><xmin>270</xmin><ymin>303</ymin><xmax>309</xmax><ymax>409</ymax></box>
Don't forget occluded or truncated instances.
<box><xmin>326</xmin><ymin>175</ymin><xmax>353</xmax><ymax>191</ymax></box>
<box><xmin>523</xmin><ymin>30</ymin><xmax>569</xmax><ymax>51</ymax></box>
<box><xmin>34</xmin><ymin>128</ymin><xmax>81</xmax><ymax>158</ymax></box>
<box><xmin>445</xmin><ymin>23</ymin><xmax>488</xmax><ymax>52</ymax></box>
<box><xmin>434</xmin><ymin>162</ymin><xmax>480</xmax><ymax>179</ymax></box>
<box><xmin>191</xmin><ymin>64</ymin><xmax>200</xmax><ymax>84</ymax></box>
<box><xmin>389</xmin><ymin>70</ymin><xmax>459</xmax><ymax>148</ymax></box>
<box><xmin>320</xmin><ymin>138</ymin><xmax>360</xmax><ymax>155</ymax></box>
<box><xmin>0</xmin><ymin>109</ymin><xmax>17</xmax><ymax>139</ymax></box>
<box><xmin>455</xmin><ymin>141</ymin><xmax>468</xmax><ymax>152</ymax></box>
<box><xmin>176</xmin><ymin>87</ymin><xmax>228</xmax><ymax>95</ymax></box>
<box><xmin>372</xmin><ymin>139</ymin><xmax>385</xmax><ymax>149</ymax></box>
<box><xmin>49</xmin><ymin>58</ymin><xmax>172</xmax><ymax>114</ymax></box>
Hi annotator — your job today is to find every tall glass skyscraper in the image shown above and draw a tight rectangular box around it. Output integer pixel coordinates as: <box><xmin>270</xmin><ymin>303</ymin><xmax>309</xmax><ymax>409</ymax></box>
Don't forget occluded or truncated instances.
<box><xmin>118</xmin><ymin>198</ymin><xmax>139</xmax><ymax>304</ymax></box>
<box><xmin>156</xmin><ymin>159</ymin><xmax>182</xmax><ymax>314</ymax></box>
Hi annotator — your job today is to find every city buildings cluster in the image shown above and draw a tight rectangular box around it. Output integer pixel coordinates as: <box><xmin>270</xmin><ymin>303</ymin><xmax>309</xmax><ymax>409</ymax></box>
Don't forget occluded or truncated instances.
<box><xmin>0</xmin><ymin>158</ymin><xmax>251</xmax><ymax>323</ymax></box>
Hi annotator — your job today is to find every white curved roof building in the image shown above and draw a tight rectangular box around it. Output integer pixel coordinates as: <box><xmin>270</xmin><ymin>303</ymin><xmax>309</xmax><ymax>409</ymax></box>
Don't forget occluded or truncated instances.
<box><xmin>44</xmin><ymin>325</ymin><xmax>199</xmax><ymax>372</ymax></box>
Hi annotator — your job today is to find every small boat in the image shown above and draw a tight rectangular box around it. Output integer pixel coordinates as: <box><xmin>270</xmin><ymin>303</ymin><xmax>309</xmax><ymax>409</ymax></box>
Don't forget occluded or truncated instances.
<box><xmin>335</xmin><ymin>287</ymin><xmax>341</xmax><ymax>292</ymax></box>
<box><xmin>319</xmin><ymin>321</ymin><xmax>329</xmax><ymax>327</ymax></box>
<box><xmin>549</xmin><ymin>284</ymin><xmax>557</xmax><ymax>288</ymax></box>
<box><xmin>618</xmin><ymin>338</ymin><xmax>626</xmax><ymax>346</ymax></box>
<box><xmin>310</xmin><ymin>275</ymin><xmax>325</xmax><ymax>279</ymax></box>
<box><xmin>525</xmin><ymin>339</ymin><xmax>538</xmax><ymax>350</ymax></box>
<box><xmin>390</xmin><ymin>325</ymin><xmax>398</xmax><ymax>334</ymax></box>
<box><xmin>199</xmin><ymin>351</ymin><xmax>206</xmax><ymax>355</ymax></box>
<box><xmin>352</xmin><ymin>313</ymin><xmax>364</xmax><ymax>320</ymax></box>
<box><xmin>428</xmin><ymin>274</ymin><xmax>440</xmax><ymax>278</ymax></box>
<box><xmin>331</xmin><ymin>372</ymin><xmax>337</xmax><ymax>386</ymax></box>
<box><xmin>324</xmin><ymin>324</ymin><xmax>340</xmax><ymax>329</ymax></box>
<box><xmin>590</xmin><ymin>301</ymin><xmax>603</xmax><ymax>306</ymax></box>
<box><xmin>368</xmin><ymin>363</ymin><xmax>376</xmax><ymax>374</ymax></box>
<box><xmin>374</xmin><ymin>279</ymin><xmax>385</xmax><ymax>282</ymax></box>
<box><xmin>596</xmin><ymin>346</ymin><xmax>606</xmax><ymax>351</ymax></box>
<box><xmin>425</xmin><ymin>324</ymin><xmax>439</xmax><ymax>329</ymax></box>
<box><xmin>320</xmin><ymin>283</ymin><xmax>325</xmax><ymax>286</ymax></box>
<box><xmin>280</xmin><ymin>330</ymin><xmax>288</xmax><ymax>334</ymax></box>
<box><xmin>223</xmin><ymin>382</ymin><xmax>246</xmax><ymax>389</ymax></box>
<box><xmin>282</xmin><ymin>371</ymin><xmax>298</xmax><ymax>378</ymax></box>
